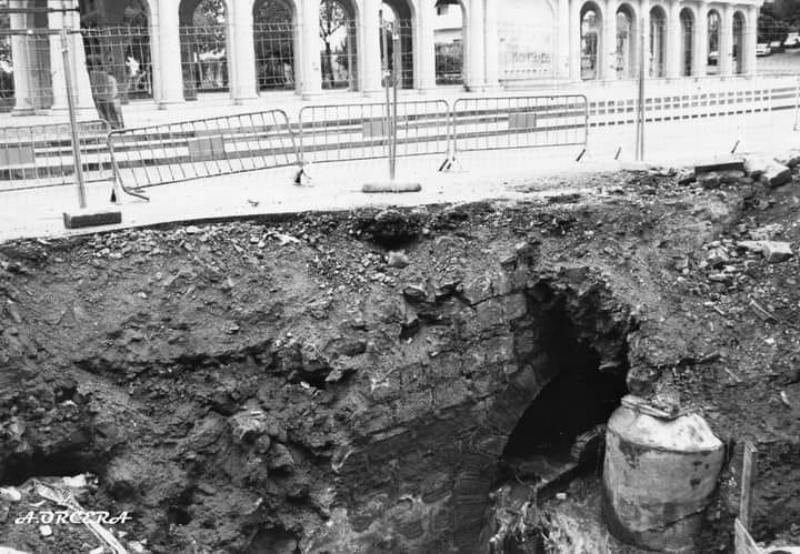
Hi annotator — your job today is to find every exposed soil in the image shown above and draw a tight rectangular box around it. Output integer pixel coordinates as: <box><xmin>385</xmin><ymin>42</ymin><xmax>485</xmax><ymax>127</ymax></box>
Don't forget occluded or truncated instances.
<box><xmin>0</xmin><ymin>167</ymin><xmax>798</xmax><ymax>553</ymax></box>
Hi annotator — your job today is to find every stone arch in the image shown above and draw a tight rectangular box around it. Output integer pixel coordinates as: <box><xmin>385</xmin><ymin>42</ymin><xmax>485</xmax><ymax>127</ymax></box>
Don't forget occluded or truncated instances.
<box><xmin>615</xmin><ymin>2</ymin><xmax>638</xmax><ymax>79</ymax></box>
<box><xmin>178</xmin><ymin>0</ymin><xmax>230</xmax><ymax>99</ymax></box>
<box><xmin>680</xmin><ymin>7</ymin><xmax>694</xmax><ymax>76</ymax></box>
<box><xmin>382</xmin><ymin>0</ymin><xmax>416</xmax><ymax>88</ymax></box>
<box><xmin>649</xmin><ymin>4</ymin><xmax>666</xmax><ymax>77</ymax></box>
<box><xmin>707</xmin><ymin>7</ymin><xmax>721</xmax><ymax>75</ymax></box>
<box><xmin>319</xmin><ymin>0</ymin><xmax>359</xmax><ymax>90</ymax></box>
<box><xmin>252</xmin><ymin>0</ymin><xmax>297</xmax><ymax>91</ymax></box>
<box><xmin>733</xmin><ymin>9</ymin><xmax>745</xmax><ymax>74</ymax></box>
<box><xmin>580</xmin><ymin>1</ymin><xmax>603</xmax><ymax>80</ymax></box>
<box><xmin>434</xmin><ymin>0</ymin><xmax>466</xmax><ymax>86</ymax></box>
<box><xmin>79</xmin><ymin>0</ymin><xmax>153</xmax><ymax>101</ymax></box>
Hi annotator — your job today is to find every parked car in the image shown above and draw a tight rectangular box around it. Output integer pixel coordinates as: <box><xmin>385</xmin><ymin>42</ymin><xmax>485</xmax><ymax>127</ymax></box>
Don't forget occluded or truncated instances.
<box><xmin>769</xmin><ymin>41</ymin><xmax>785</xmax><ymax>53</ymax></box>
<box><xmin>756</xmin><ymin>42</ymin><xmax>772</xmax><ymax>57</ymax></box>
<box><xmin>784</xmin><ymin>32</ymin><xmax>800</xmax><ymax>48</ymax></box>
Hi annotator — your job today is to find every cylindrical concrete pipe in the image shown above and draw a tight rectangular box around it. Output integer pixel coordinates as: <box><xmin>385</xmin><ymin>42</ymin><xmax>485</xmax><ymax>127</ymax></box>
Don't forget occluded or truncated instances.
<box><xmin>602</xmin><ymin>395</ymin><xmax>726</xmax><ymax>553</ymax></box>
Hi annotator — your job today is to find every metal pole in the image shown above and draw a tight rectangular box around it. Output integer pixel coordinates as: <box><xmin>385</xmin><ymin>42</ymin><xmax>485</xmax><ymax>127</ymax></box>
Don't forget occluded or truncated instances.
<box><xmin>391</xmin><ymin>31</ymin><xmax>400</xmax><ymax>181</ymax></box>
<box><xmin>636</xmin><ymin>14</ymin><xmax>646</xmax><ymax>161</ymax></box>
<box><xmin>380</xmin><ymin>13</ymin><xmax>394</xmax><ymax>181</ymax></box>
<box><xmin>61</xmin><ymin>28</ymin><xmax>87</xmax><ymax>209</ymax></box>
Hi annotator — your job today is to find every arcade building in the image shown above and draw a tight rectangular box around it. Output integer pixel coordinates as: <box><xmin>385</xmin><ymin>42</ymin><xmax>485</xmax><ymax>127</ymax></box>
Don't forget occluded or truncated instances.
<box><xmin>0</xmin><ymin>0</ymin><xmax>764</xmax><ymax>114</ymax></box>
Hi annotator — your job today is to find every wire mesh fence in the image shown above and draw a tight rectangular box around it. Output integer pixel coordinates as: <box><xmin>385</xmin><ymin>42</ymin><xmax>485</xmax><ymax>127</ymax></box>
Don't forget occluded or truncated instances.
<box><xmin>107</xmin><ymin>110</ymin><xmax>298</xmax><ymax>190</ymax></box>
<box><xmin>435</xmin><ymin>41</ymin><xmax>463</xmax><ymax>85</ymax></box>
<box><xmin>320</xmin><ymin>19</ymin><xmax>358</xmax><ymax>91</ymax></box>
<box><xmin>81</xmin><ymin>26</ymin><xmax>152</xmax><ymax>101</ymax></box>
<box><xmin>180</xmin><ymin>25</ymin><xmax>229</xmax><ymax>98</ymax></box>
<box><xmin>0</xmin><ymin>120</ymin><xmax>111</xmax><ymax>192</ymax></box>
<box><xmin>253</xmin><ymin>21</ymin><xmax>295</xmax><ymax>91</ymax></box>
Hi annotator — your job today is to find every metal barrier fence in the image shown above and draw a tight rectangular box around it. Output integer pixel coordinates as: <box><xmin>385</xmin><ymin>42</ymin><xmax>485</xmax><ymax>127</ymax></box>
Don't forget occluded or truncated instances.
<box><xmin>297</xmin><ymin>100</ymin><xmax>451</xmax><ymax>164</ymax></box>
<box><xmin>0</xmin><ymin>120</ymin><xmax>111</xmax><ymax>192</ymax></box>
<box><xmin>107</xmin><ymin>110</ymin><xmax>298</xmax><ymax>191</ymax></box>
<box><xmin>589</xmin><ymin>77</ymin><xmax>797</xmax><ymax>128</ymax></box>
<box><xmin>450</xmin><ymin>95</ymin><xmax>589</xmax><ymax>160</ymax></box>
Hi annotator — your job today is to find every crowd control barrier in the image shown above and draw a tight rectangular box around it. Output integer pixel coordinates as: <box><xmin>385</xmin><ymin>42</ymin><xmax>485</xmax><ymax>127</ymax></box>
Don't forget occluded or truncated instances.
<box><xmin>449</xmin><ymin>95</ymin><xmax>589</xmax><ymax>162</ymax></box>
<box><xmin>0</xmin><ymin>120</ymin><xmax>111</xmax><ymax>192</ymax></box>
<box><xmin>107</xmin><ymin>109</ymin><xmax>298</xmax><ymax>192</ymax></box>
<box><xmin>297</xmin><ymin>100</ymin><xmax>451</xmax><ymax>164</ymax></box>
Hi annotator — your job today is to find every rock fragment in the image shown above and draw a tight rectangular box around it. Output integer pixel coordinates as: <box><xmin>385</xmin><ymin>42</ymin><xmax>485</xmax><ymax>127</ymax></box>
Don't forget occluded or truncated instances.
<box><xmin>762</xmin><ymin>241</ymin><xmax>793</xmax><ymax>263</ymax></box>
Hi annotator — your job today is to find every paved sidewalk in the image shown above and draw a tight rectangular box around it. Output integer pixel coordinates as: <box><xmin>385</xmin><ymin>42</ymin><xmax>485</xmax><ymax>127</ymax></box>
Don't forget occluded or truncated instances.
<box><xmin>1</xmin><ymin>109</ymin><xmax>798</xmax><ymax>244</ymax></box>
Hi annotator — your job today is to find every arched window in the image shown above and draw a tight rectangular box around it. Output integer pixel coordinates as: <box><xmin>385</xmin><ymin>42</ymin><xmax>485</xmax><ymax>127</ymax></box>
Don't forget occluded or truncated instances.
<box><xmin>80</xmin><ymin>0</ymin><xmax>153</xmax><ymax>101</ymax></box>
<box><xmin>707</xmin><ymin>9</ymin><xmax>720</xmax><ymax>75</ymax></box>
<box><xmin>381</xmin><ymin>0</ymin><xmax>414</xmax><ymax>89</ymax></box>
<box><xmin>0</xmin><ymin>0</ymin><xmax>14</xmax><ymax>109</ymax></box>
<box><xmin>253</xmin><ymin>0</ymin><xmax>295</xmax><ymax>91</ymax></box>
<box><xmin>616</xmin><ymin>4</ymin><xmax>636</xmax><ymax>79</ymax></box>
<box><xmin>434</xmin><ymin>0</ymin><xmax>463</xmax><ymax>85</ymax></box>
<box><xmin>319</xmin><ymin>0</ymin><xmax>358</xmax><ymax>90</ymax></box>
<box><xmin>179</xmin><ymin>0</ymin><xmax>229</xmax><ymax>100</ymax></box>
<box><xmin>649</xmin><ymin>6</ymin><xmax>666</xmax><ymax>77</ymax></box>
<box><xmin>680</xmin><ymin>8</ymin><xmax>694</xmax><ymax>76</ymax></box>
<box><xmin>580</xmin><ymin>3</ymin><xmax>602</xmax><ymax>80</ymax></box>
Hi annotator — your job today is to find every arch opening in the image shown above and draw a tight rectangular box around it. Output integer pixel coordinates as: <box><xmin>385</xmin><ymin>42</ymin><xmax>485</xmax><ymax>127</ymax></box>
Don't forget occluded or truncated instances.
<box><xmin>707</xmin><ymin>9</ymin><xmax>720</xmax><ymax>75</ymax></box>
<box><xmin>0</xmin><ymin>0</ymin><xmax>14</xmax><ymax>111</ymax></box>
<box><xmin>580</xmin><ymin>3</ymin><xmax>602</xmax><ymax>80</ymax></box>
<box><xmin>680</xmin><ymin>8</ymin><xmax>694</xmax><ymax>76</ymax></box>
<box><xmin>649</xmin><ymin>6</ymin><xmax>666</xmax><ymax>77</ymax></box>
<box><xmin>319</xmin><ymin>0</ymin><xmax>358</xmax><ymax>90</ymax></box>
<box><xmin>615</xmin><ymin>4</ymin><xmax>636</xmax><ymax>79</ymax></box>
<box><xmin>434</xmin><ymin>0</ymin><xmax>463</xmax><ymax>85</ymax></box>
<box><xmin>381</xmin><ymin>0</ymin><xmax>414</xmax><ymax>89</ymax></box>
<box><xmin>253</xmin><ymin>0</ymin><xmax>296</xmax><ymax>91</ymax></box>
<box><xmin>179</xmin><ymin>0</ymin><xmax>229</xmax><ymax>100</ymax></box>
<box><xmin>80</xmin><ymin>0</ymin><xmax>152</xmax><ymax>102</ymax></box>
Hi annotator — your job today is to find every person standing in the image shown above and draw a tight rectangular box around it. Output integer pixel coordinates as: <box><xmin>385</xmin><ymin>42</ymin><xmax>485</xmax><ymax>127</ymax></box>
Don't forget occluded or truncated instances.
<box><xmin>88</xmin><ymin>56</ymin><xmax>125</xmax><ymax>130</ymax></box>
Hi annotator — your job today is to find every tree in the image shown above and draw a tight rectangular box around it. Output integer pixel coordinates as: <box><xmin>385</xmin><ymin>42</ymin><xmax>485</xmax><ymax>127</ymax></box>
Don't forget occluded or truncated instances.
<box><xmin>254</xmin><ymin>0</ymin><xmax>292</xmax><ymax>23</ymax></box>
<box><xmin>319</xmin><ymin>0</ymin><xmax>348</xmax><ymax>86</ymax></box>
<box><xmin>758</xmin><ymin>3</ymin><xmax>790</xmax><ymax>43</ymax></box>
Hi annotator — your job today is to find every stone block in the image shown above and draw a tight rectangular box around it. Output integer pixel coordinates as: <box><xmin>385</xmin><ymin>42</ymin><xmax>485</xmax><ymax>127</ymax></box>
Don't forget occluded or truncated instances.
<box><xmin>501</xmin><ymin>292</ymin><xmax>528</xmax><ymax>322</ymax></box>
<box><xmin>762</xmin><ymin>241</ymin><xmax>793</xmax><ymax>263</ymax></box>
<box><xmin>63</xmin><ymin>208</ymin><xmax>122</xmax><ymax>229</ymax></box>
<box><xmin>760</xmin><ymin>160</ymin><xmax>792</xmax><ymax>188</ymax></box>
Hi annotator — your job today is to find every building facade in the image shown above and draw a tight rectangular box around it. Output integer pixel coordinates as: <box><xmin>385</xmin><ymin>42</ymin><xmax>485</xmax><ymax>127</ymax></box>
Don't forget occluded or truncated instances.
<box><xmin>1</xmin><ymin>0</ymin><xmax>763</xmax><ymax>114</ymax></box>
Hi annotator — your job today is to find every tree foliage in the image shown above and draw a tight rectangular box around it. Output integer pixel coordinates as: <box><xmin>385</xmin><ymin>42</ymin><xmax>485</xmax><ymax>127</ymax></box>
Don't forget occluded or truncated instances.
<box><xmin>759</xmin><ymin>3</ymin><xmax>790</xmax><ymax>43</ymax></box>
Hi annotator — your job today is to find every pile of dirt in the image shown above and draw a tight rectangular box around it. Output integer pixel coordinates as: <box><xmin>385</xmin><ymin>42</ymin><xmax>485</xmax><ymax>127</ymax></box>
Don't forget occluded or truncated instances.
<box><xmin>0</xmin><ymin>165</ymin><xmax>798</xmax><ymax>553</ymax></box>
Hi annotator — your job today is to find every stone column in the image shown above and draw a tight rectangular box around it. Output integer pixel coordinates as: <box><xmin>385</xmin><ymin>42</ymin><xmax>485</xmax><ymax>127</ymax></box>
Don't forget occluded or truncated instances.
<box><xmin>416</xmin><ymin>2</ymin><xmax>437</xmax><ymax>90</ymax></box>
<box><xmin>694</xmin><ymin>1</ymin><xmax>708</xmax><ymax>77</ymax></box>
<box><xmin>229</xmin><ymin>1</ymin><xmax>259</xmax><ymax>104</ymax></box>
<box><xmin>569</xmin><ymin>0</ymin><xmax>582</xmax><ymax>80</ymax></box>
<box><xmin>719</xmin><ymin>3</ymin><xmax>732</xmax><ymax>76</ymax></box>
<box><xmin>465</xmin><ymin>0</ymin><xmax>485</xmax><ymax>89</ymax></box>
<box><xmin>604</xmin><ymin>0</ymin><xmax>617</xmax><ymax>80</ymax></box>
<box><xmin>558</xmin><ymin>0</ymin><xmax>571</xmax><ymax>78</ymax></box>
<box><xmin>298</xmin><ymin>0</ymin><xmax>322</xmax><ymax>97</ymax></box>
<box><xmin>48</xmin><ymin>6</ymin><xmax>68</xmax><ymax>110</ymax></box>
<box><xmin>154</xmin><ymin>0</ymin><xmax>184</xmax><ymax>108</ymax></box>
<box><xmin>743</xmin><ymin>5</ymin><xmax>757</xmax><ymax>76</ymax></box>
<box><xmin>484</xmin><ymin>0</ymin><xmax>500</xmax><ymax>89</ymax></box>
<box><xmin>49</xmin><ymin>0</ymin><xmax>94</xmax><ymax>112</ymax></box>
<box><xmin>666</xmin><ymin>0</ymin><xmax>682</xmax><ymax>78</ymax></box>
<box><xmin>360</xmin><ymin>0</ymin><xmax>382</xmax><ymax>95</ymax></box>
<box><xmin>641</xmin><ymin>0</ymin><xmax>651</xmax><ymax>78</ymax></box>
<box><xmin>10</xmin><ymin>0</ymin><xmax>34</xmax><ymax>114</ymax></box>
